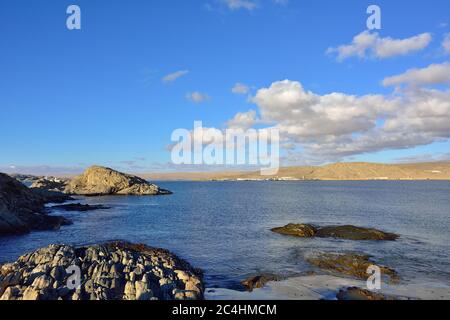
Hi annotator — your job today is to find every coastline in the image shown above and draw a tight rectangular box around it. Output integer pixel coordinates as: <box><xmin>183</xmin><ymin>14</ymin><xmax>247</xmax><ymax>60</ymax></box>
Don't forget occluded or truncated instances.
<box><xmin>206</xmin><ymin>275</ymin><xmax>450</xmax><ymax>300</ymax></box>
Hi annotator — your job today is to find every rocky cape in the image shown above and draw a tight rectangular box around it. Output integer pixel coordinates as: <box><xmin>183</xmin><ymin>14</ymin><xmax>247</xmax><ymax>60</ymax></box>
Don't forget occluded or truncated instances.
<box><xmin>0</xmin><ymin>173</ymin><xmax>71</xmax><ymax>236</ymax></box>
<box><xmin>64</xmin><ymin>166</ymin><xmax>172</xmax><ymax>196</ymax></box>
<box><xmin>0</xmin><ymin>241</ymin><xmax>204</xmax><ymax>300</ymax></box>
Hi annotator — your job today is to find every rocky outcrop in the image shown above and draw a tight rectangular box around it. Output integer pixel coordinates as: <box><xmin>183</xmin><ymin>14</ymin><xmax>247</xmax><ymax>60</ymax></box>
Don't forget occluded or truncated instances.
<box><xmin>0</xmin><ymin>241</ymin><xmax>204</xmax><ymax>300</ymax></box>
<box><xmin>0</xmin><ymin>173</ymin><xmax>71</xmax><ymax>236</ymax></box>
<box><xmin>28</xmin><ymin>177</ymin><xmax>73</xmax><ymax>203</ymax></box>
<box><xmin>31</xmin><ymin>177</ymin><xmax>69</xmax><ymax>193</ymax></box>
<box><xmin>50</xmin><ymin>203</ymin><xmax>110</xmax><ymax>212</ymax></box>
<box><xmin>306</xmin><ymin>252</ymin><xmax>399</xmax><ymax>282</ymax></box>
<box><xmin>64</xmin><ymin>166</ymin><xmax>172</xmax><ymax>196</ymax></box>
<box><xmin>336</xmin><ymin>287</ymin><xmax>395</xmax><ymax>300</ymax></box>
<box><xmin>31</xmin><ymin>189</ymin><xmax>74</xmax><ymax>204</ymax></box>
<box><xmin>10</xmin><ymin>174</ymin><xmax>41</xmax><ymax>185</ymax></box>
<box><xmin>271</xmin><ymin>223</ymin><xmax>399</xmax><ymax>241</ymax></box>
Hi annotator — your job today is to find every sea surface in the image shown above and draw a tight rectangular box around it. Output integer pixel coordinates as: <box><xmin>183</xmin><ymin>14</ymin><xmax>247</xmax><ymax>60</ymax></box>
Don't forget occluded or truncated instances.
<box><xmin>1</xmin><ymin>181</ymin><xmax>449</xmax><ymax>292</ymax></box>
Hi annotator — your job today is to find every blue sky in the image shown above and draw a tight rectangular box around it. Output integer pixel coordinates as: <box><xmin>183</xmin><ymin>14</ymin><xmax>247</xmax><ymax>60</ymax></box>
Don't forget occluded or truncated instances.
<box><xmin>0</xmin><ymin>0</ymin><xmax>449</xmax><ymax>174</ymax></box>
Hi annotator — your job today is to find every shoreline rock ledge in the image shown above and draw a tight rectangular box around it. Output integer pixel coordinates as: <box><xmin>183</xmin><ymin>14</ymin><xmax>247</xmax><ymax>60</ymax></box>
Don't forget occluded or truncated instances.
<box><xmin>0</xmin><ymin>173</ymin><xmax>71</xmax><ymax>236</ymax></box>
<box><xmin>64</xmin><ymin>166</ymin><xmax>172</xmax><ymax>196</ymax></box>
<box><xmin>0</xmin><ymin>241</ymin><xmax>204</xmax><ymax>300</ymax></box>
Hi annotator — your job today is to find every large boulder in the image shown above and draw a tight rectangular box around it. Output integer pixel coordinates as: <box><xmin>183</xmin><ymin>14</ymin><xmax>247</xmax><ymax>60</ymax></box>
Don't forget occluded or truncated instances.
<box><xmin>0</xmin><ymin>173</ymin><xmax>71</xmax><ymax>236</ymax></box>
<box><xmin>0</xmin><ymin>241</ymin><xmax>204</xmax><ymax>300</ymax></box>
<box><xmin>271</xmin><ymin>223</ymin><xmax>399</xmax><ymax>241</ymax></box>
<box><xmin>64</xmin><ymin>166</ymin><xmax>171</xmax><ymax>196</ymax></box>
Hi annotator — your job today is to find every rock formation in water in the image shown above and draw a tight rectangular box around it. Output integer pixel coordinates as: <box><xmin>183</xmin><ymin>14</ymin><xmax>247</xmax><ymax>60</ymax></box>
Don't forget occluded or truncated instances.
<box><xmin>64</xmin><ymin>166</ymin><xmax>172</xmax><ymax>196</ymax></box>
<box><xmin>306</xmin><ymin>252</ymin><xmax>399</xmax><ymax>282</ymax></box>
<box><xmin>0</xmin><ymin>241</ymin><xmax>204</xmax><ymax>300</ymax></box>
<box><xmin>0</xmin><ymin>173</ymin><xmax>71</xmax><ymax>236</ymax></box>
<box><xmin>271</xmin><ymin>223</ymin><xmax>399</xmax><ymax>241</ymax></box>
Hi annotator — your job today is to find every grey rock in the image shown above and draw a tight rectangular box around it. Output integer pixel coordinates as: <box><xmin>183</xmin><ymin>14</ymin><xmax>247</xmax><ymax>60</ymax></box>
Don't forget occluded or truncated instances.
<box><xmin>0</xmin><ymin>241</ymin><xmax>203</xmax><ymax>300</ymax></box>
<box><xmin>0</xmin><ymin>173</ymin><xmax>72</xmax><ymax>236</ymax></box>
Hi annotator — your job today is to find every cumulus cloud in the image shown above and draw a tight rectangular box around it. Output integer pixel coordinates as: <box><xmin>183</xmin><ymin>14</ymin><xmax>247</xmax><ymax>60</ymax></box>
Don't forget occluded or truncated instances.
<box><xmin>227</xmin><ymin>110</ymin><xmax>257</xmax><ymax>129</ymax></box>
<box><xmin>231</xmin><ymin>83</ymin><xmax>250</xmax><ymax>94</ymax></box>
<box><xmin>443</xmin><ymin>33</ymin><xmax>450</xmax><ymax>54</ymax></box>
<box><xmin>162</xmin><ymin>70</ymin><xmax>189</xmax><ymax>83</ymax></box>
<box><xmin>186</xmin><ymin>91</ymin><xmax>210</xmax><ymax>103</ymax></box>
<box><xmin>383</xmin><ymin>62</ymin><xmax>450</xmax><ymax>87</ymax></box>
<box><xmin>327</xmin><ymin>31</ymin><xmax>432</xmax><ymax>61</ymax></box>
<box><xmin>228</xmin><ymin>79</ymin><xmax>450</xmax><ymax>162</ymax></box>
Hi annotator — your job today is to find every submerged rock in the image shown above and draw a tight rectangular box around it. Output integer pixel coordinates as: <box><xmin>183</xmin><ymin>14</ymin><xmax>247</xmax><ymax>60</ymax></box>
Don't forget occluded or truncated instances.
<box><xmin>0</xmin><ymin>173</ymin><xmax>71</xmax><ymax>236</ymax></box>
<box><xmin>50</xmin><ymin>203</ymin><xmax>110</xmax><ymax>212</ymax></box>
<box><xmin>241</xmin><ymin>274</ymin><xmax>282</xmax><ymax>292</ymax></box>
<box><xmin>64</xmin><ymin>166</ymin><xmax>172</xmax><ymax>196</ymax></box>
<box><xmin>271</xmin><ymin>223</ymin><xmax>399</xmax><ymax>241</ymax></box>
<box><xmin>336</xmin><ymin>287</ymin><xmax>395</xmax><ymax>300</ymax></box>
<box><xmin>306</xmin><ymin>252</ymin><xmax>399</xmax><ymax>282</ymax></box>
<box><xmin>0</xmin><ymin>241</ymin><xmax>204</xmax><ymax>300</ymax></box>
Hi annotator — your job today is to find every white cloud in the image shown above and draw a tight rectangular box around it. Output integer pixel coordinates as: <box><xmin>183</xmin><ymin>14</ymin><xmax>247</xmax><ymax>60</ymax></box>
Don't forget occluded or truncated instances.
<box><xmin>328</xmin><ymin>31</ymin><xmax>432</xmax><ymax>61</ymax></box>
<box><xmin>186</xmin><ymin>91</ymin><xmax>210</xmax><ymax>103</ymax></box>
<box><xmin>443</xmin><ymin>33</ymin><xmax>450</xmax><ymax>54</ymax></box>
<box><xmin>231</xmin><ymin>83</ymin><xmax>250</xmax><ymax>94</ymax></box>
<box><xmin>217</xmin><ymin>0</ymin><xmax>287</xmax><ymax>11</ymax></box>
<box><xmin>227</xmin><ymin>110</ymin><xmax>257</xmax><ymax>130</ymax></box>
<box><xmin>383</xmin><ymin>62</ymin><xmax>450</xmax><ymax>87</ymax></box>
<box><xmin>162</xmin><ymin>70</ymin><xmax>189</xmax><ymax>83</ymax></box>
<box><xmin>228</xmin><ymin>79</ymin><xmax>450</xmax><ymax>162</ymax></box>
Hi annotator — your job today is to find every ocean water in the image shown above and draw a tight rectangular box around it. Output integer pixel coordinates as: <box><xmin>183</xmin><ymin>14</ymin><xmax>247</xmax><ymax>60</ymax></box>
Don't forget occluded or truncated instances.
<box><xmin>1</xmin><ymin>181</ymin><xmax>449</xmax><ymax>292</ymax></box>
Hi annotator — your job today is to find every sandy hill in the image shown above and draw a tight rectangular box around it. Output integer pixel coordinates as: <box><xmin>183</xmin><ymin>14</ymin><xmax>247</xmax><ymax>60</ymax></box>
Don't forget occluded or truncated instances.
<box><xmin>139</xmin><ymin>162</ymin><xmax>450</xmax><ymax>181</ymax></box>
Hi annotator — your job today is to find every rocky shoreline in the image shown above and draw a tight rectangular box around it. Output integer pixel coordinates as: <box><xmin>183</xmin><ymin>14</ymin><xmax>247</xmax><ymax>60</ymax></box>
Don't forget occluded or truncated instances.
<box><xmin>0</xmin><ymin>173</ymin><xmax>72</xmax><ymax>236</ymax></box>
<box><xmin>2</xmin><ymin>167</ymin><xmax>445</xmax><ymax>300</ymax></box>
<box><xmin>1</xmin><ymin>166</ymin><xmax>173</xmax><ymax>238</ymax></box>
<box><xmin>0</xmin><ymin>241</ymin><xmax>204</xmax><ymax>300</ymax></box>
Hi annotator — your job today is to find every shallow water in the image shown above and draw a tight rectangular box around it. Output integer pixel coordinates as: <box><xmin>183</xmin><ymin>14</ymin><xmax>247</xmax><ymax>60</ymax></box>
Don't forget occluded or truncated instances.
<box><xmin>1</xmin><ymin>181</ymin><xmax>449</xmax><ymax>292</ymax></box>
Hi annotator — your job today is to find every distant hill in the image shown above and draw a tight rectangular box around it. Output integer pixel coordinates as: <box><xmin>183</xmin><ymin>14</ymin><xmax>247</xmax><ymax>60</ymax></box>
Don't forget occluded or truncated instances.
<box><xmin>140</xmin><ymin>162</ymin><xmax>450</xmax><ymax>181</ymax></box>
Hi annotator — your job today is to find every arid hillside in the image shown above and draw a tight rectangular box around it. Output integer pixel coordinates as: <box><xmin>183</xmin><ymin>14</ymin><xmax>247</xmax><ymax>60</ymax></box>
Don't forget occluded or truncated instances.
<box><xmin>140</xmin><ymin>162</ymin><xmax>450</xmax><ymax>181</ymax></box>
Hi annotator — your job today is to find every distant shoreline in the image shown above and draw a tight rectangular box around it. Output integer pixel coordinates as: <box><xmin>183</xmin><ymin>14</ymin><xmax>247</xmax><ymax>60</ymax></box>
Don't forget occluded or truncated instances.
<box><xmin>140</xmin><ymin>162</ymin><xmax>450</xmax><ymax>181</ymax></box>
<box><xmin>7</xmin><ymin>161</ymin><xmax>450</xmax><ymax>182</ymax></box>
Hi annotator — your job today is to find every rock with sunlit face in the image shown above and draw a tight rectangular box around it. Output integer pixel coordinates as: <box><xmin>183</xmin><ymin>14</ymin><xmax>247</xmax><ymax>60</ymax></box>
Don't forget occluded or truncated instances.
<box><xmin>64</xmin><ymin>166</ymin><xmax>172</xmax><ymax>196</ymax></box>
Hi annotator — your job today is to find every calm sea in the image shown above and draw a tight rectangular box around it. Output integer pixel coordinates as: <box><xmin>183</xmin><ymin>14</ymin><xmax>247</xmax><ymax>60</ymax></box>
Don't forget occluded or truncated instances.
<box><xmin>1</xmin><ymin>181</ymin><xmax>449</xmax><ymax>290</ymax></box>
